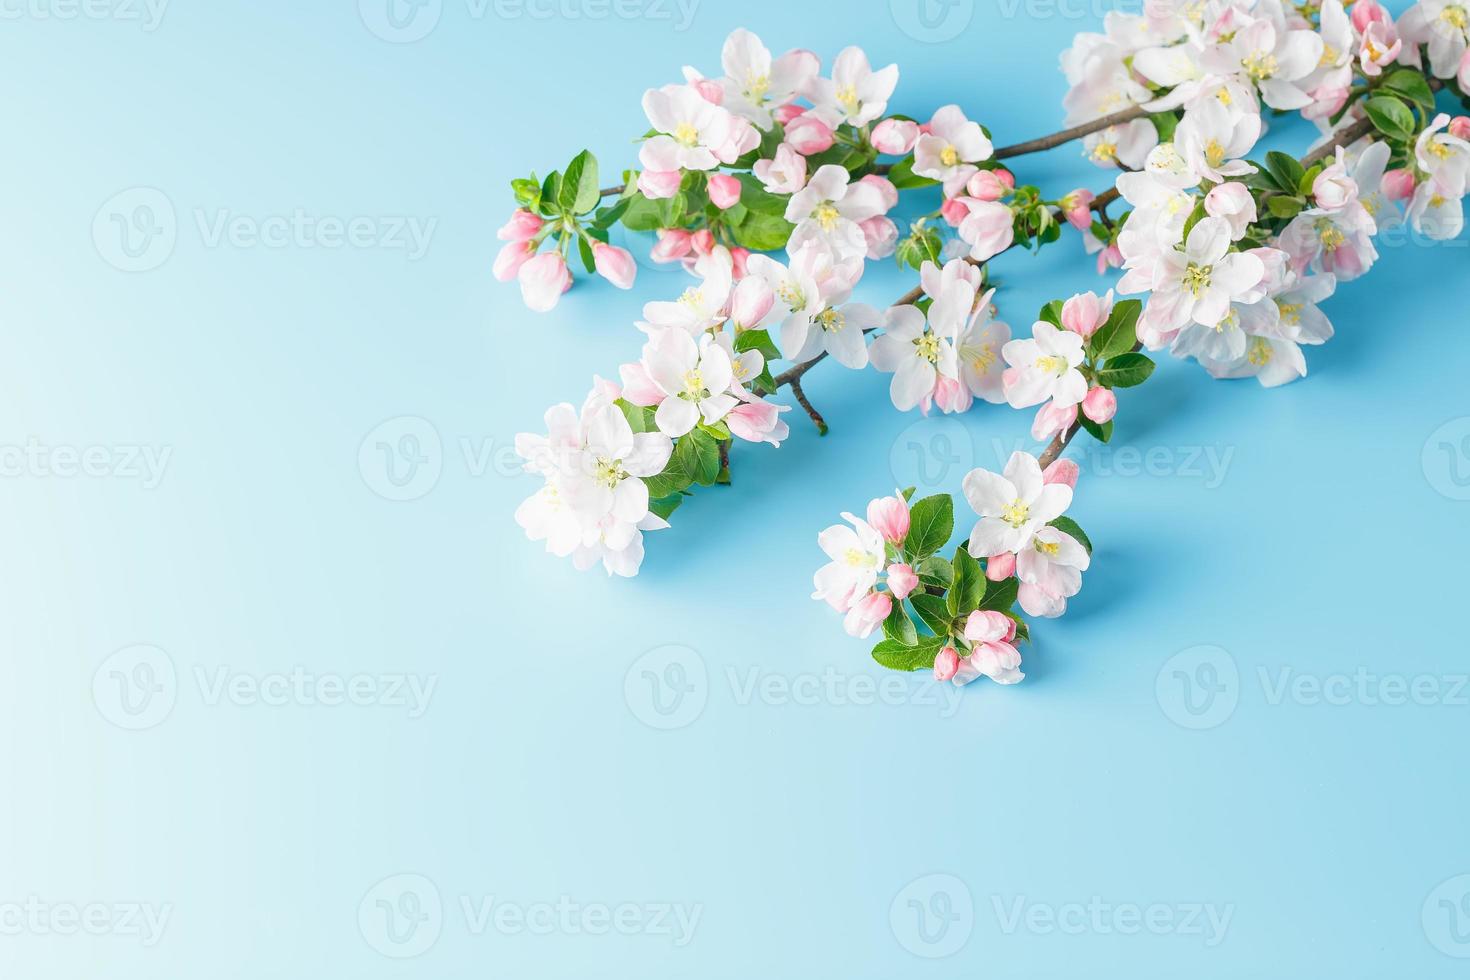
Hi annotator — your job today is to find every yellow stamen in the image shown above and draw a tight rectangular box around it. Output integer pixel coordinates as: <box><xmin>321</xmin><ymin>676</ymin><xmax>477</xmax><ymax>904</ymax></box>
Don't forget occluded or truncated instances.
<box><xmin>673</xmin><ymin>122</ymin><xmax>700</xmax><ymax>147</ymax></box>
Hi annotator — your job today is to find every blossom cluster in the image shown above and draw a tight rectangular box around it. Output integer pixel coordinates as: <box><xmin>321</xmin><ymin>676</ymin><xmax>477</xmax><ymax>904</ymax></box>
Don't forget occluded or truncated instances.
<box><xmin>813</xmin><ymin>451</ymin><xmax>1091</xmax><ymax>684</ymax></box>
<box><xmin>1065</xmin><ymin>0</ymin><xmax>1470</xmax><ymax>385</ymax></box>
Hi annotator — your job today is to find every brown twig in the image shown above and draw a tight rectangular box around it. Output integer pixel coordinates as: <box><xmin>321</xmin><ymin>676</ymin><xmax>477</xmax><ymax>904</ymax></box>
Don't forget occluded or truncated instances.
<box><xmin>993</xmin><ymin>105</ymin><xmax>1150</xmax><ymax>160</ymax></box>
<box><xmin>788</xmin><ymin>377</ymin><xmax>828</xmax><ymax>435</ymax></box>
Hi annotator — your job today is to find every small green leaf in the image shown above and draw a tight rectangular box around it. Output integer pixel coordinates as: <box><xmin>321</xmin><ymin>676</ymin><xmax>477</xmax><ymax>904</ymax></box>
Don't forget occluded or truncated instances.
<box><xmin>870</xmin><ymin>635</ymin><xmax>947</xmax><ymax>672</ymax></box>
<box><xmin>644</xmin><ymin>453</ymin><xmax>692</xmax><ymax>499</ymax></box>
<box><xmin>735</xmin><ymin>328</ymin><xmax>782</xmax><ymax>361</ymax></box>
<box><xmin>978</xmin><ymin>576</ymin><xmax>1019</xmax><ymax>613</ymax></box>
<box><xmin>1364</xmin><ymin>95</ymin><xmax>1415</xmax><ymax>141</ymax></box>
<box><xmin>886</xmin><ymin>156</ymin><xmax>939</xmax><ymax>191</ymax></box>
<box><xmin>648</xmin><ymin>493</ymin><xmax>684</xmax><ymax>521</ymax></box>
<box><xmin>729</xmin><ymin>210</ymin><xmax>794</xmax><ymax>251</ymax></box>
<box><xmin>1148</xmin><ymin>110</ymin><xmax>1179</xmax><ymax>143</ymax></box>
<box><xmin>559</xmin><ymin>150</ymin><xmax>601</xmax><ymax>216</ymax></box>
<box><xmin>1265</xmin><ymin>151</ymin><xmax>1306</xmax><ymax>195</ymax></box>
<box><xmin>1267</xmin><ymin>195</ymin><xmax>1305</xmax><ymax>219</ymax></box>
<box><xmin>882</xmin><ymin>601</ymin><xmax>918</xmax><ymax>646</ymax></box>
<box><xmin>1089</xmin><ymin>299</ymin><xmax>1141</xmax><ymax>361</ymax></box>
<box><xmin>947</xmin><ymin>547</ymin><xmax>984</xmax><ymax>618</ymax></box>
<box><xmin>511</xmin><ymin>177</ymin><xmax>541</xmax><ymax>210</ymax></box>
<box><xmin>1048</xmin><ymin>515</ymin><xmax>1093</xmax><ymax>555</ymax></box>
<box><xmin>1078</xmin><ymin>416</ymin><xmax>1114</xmax><ymax>443</ymax></box>
<box><xmin>577</xmin><ymin>235</ymin><xmax>596</xmax><ymax>274</ymax></box>
<box><xmin>916</xmin><ymin>554</ymin><xmax>954</xmax><ymax>590</ymax></box>
<box><xmin>1297</xmin><ymin>164</ymin><xmax>1323</xmax><ymax>199</ymax></box>
<box><xmin>1038</xmin><ymin>299</ymin><xmax>1065</xmax><ymax>329</ymax></box>
<box><xmin>1096</xmin><ymin>351</ymin><xmax>1155</xmax><ymax>388</ymax></box>
<box><xmin>1381</xmin><ymin>69</ymin><xmax>1436</xmax><ymax>112</ymax></box>
<box><xmin>909</xmin><ymin>594</ymin><xmax>953</xmax><ymax>638</ymax></box>
<box><xmin>678</xmin><ymin>428</ymin><xmax>721</xmax><ymax>487</ymax></box>
<box><xmin>903</xmin><ymin>495</ymin><xmax>954</xmax><ymax>561</ymax></box>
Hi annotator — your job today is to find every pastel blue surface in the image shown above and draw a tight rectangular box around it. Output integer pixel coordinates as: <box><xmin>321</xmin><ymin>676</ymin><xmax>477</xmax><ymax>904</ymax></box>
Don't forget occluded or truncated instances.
<box><xmin>4</xmin><ymin>1</ymin><xmax>1470</xmax><ymax>977</ymax></box>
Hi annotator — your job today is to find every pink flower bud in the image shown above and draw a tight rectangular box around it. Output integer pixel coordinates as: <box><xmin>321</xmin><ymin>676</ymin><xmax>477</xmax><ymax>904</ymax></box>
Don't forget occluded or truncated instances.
<box><xmin>941</xmin><ymin>196</ymin><xmax>971</xmax><ymax>227</ymax></box>
<box><xmin>933</xmin><ymin>646</ymin><xmax>960</xmax><ymax>682</ymax></box>
<box><xmin>784</xmin><ymin>113</ymin><xmax>835</xmax><ymax>155</ymax></box>
<box><xmin>886</xmin><ymin>563</ymin><xmax>919</xmax><ymax>601</ymax></box>
<box><xmin>1042</xmin><ymin>458</ymin><xmax>1079</xmax><ymax>489</ymax></box>
<box><xmin>964</xmin><ymin>610</ymin><xmax>1011</xmax><ymax>644</ymax></box>
<box><xmin>934</xmin><ymin>374</ymin><xmax>973</xmax><ymax>414</ymax></box>
<box><xmin>1351</xmin><ymin>0</ymin><xmax>1387</xmax><ymax>31</ymax></box>
<box><xmin>966</xmin><ymin>170</ymin><xmax>1009</xmax><ymax>202</ymax></box>
<box><xmin>1097</xmin><ymin>244</ymin><xmax>1124</xmax><ymax>274</ymax></box>
<box><xmin>1081</xmin><ymin>386</ymin><xmax>1117</xmax><ymax>424</ymax></box>
<box><xmin>773</xmin><ymin>102</ymin><xmax>804</xmax><ymax>126</ymax></box>
<box><xmin>985</xmin><ymin>552</ymin><xmax>1017</xmax><ymax>581</ymax></box>
<box><xmin>1312</xmin><ymin>163</ymin><xmax>1358</xmax><ymax>212</ymax></box>
<box><xmin>1060</xmin><ymin>188</ymin><xmax>1095</xmax><ymax>231</ymax></box>
<box><xmin>994</xmin><ymin>169</ymin><xmax>1015</xmax><ymax>189</ymax></box>
<box><xmin>1060</xmin><ymin>291</ymin><xmax>1111</xmax><ymax>338</ymax></box>
<box><xmin>518</xmin><ymin>252</ymin><xmax>571</xmax><ymax>313</ymax></box>
<box><xmin>1382</xmin><ymin>167</ymin><xmax>1417</xmax><ymax>201</ymax></box>
<box><xmin>618</xmin><ymin>361</ymin><xmax>665</xmax><ymax>407</ymax></box>
<box><xmin>867</xmin><ymin>493</ymin><xmax>911</xmax><ymax>545</ymax></box>
<box><xmin>871</xmin><ymin>118</ymin><xmax>920</xmax><ymax>155</ymax></box>
<box><xmin>497</xmin><ymin>209</ymin><xmax>543</xmax><ymax>242</ymax></box>
<box><xmin>690</xmin><ymin>229</ymin><xmax>715</xmax><ymax>255</ymax></box>
<box><xmin>592</xmin><ymin>242</ymin><xmax>636</xmax><ymax>290</ymax></box>
<box><xmin>707</xmin><ymin>173</ymin><xmax>743</xmax><ymax>210</ymax></box>
<box><xmin>1032</xmin><ymin>400</ymin><xmax>1078</xmax><ymax>441</ymax></box>
<box><xmin>726</xmin><ymin>398</ymin><xmax>790</xmax><ymax>447</ymax></box>
<box><xmin>859</xmin><ymin>216</ymin><xmax>899</xmax><ymax>259</ymax></box>
<box><xmin>842</xmin><ymin>591</ymin><xmax>892</xmax><ymax>639</ymax></box>
<box><xmin>729</xmin><ymin>275</ymin><xmax>775</xmax><ymax>328</ymax></box>
<box><xmin>637</xmin><ymin>169</ymin><xmax>682</xmax><ymax>200</ymax></box>
<box><xmin>729</xmin><ymin>246</ymin><xmax>750</xmax><ymax>279</ymax></box>
<box><xmin>691</xmin><ymin>78</ymin><xmax>723</xmax><ymax>104</ymax></box>
<box><xmin>493</xmin><ymin>239</ymin><xmax>537</xmax><ymax>282</ymax></box>
<box><xmin>650</xmin><ymin>228</ymin><xmax>692</xmax><ymax>263</ymax></box>
<box><xmin>1450</xmin><ymin>116</ymin><xmax>1470</xmax><ymax>141</ymax></box>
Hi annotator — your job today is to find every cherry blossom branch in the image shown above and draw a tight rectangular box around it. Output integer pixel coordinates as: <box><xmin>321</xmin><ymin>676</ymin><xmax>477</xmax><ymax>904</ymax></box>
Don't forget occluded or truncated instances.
<box><xmin>991</xmin><ymin>105</ymin><xmax>1150</xmax><ymax>159</ymax></box>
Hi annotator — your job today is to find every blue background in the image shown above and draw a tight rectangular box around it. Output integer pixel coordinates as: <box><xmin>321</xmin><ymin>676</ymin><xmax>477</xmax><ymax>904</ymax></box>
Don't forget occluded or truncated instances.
<box><xmin>4</xmin><ymin>0</ymin><xmax>1470</xmax><ymax>976</ymax></box>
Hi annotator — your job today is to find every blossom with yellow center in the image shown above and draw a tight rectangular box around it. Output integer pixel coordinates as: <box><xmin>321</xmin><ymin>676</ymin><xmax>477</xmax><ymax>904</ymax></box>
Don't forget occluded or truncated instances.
<box><xmin>673</xmin><ymin>121</ymin><xmax>700</xmax><ymax>147</ymax></box>
<box><xmin>939</xmin><ymin>145</ymin><xmax>960</xmax><ymax>168</ymax></box>
<box><xmin>1241</xmin><ymin>51</ymin><xmax>1279</xmax><ymax>81</ymax></box>
<box><xmin>1001</xmin><ymin>498</ymin><xmax>1031</xmax><ymax>529</ymax></box>
<box><xmin>1182</xmin><ymin>263</ymin><xmax>1213</xmax><ymax>298</ymax></box>
<box><xmin>913</xmin><ymin>332</ymin><xmax>941</xmax><ymax>364</ymax></box>
<box><xmin>1247</xmin><ymin>337</ymin><xmax>1273</xmax><ymax>366</ymax></box>
<box><xmin>813</xmin><ymin>203</ymin><xmax>841</xmax><ymax>231</ymax></box>
<box><xmin>815</xmin><ymin>308</ymin><xmax>846</xmax><ymax>333</ymax></box>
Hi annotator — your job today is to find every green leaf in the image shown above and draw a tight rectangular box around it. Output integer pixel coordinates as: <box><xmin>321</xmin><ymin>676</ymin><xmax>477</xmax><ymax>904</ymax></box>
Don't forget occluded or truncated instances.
<box><xmin>978</xmin><ymin>576</ymin><xmax>1019</xmax><ymax>613</ymax></box>
<box><xmin>885</xmin><ymin>156</ymin><xmax>939</xmax><ymax>191</ymax></box>
<box><xmin>1265</xmin><ymin>151</ymin><xmax>1306</xmax><ymax>195</ymax></box>
<box><xmin>1381</xmin><ymin>69</ymin><xmax>1436</xmax><ymax>112</ymax></box>
<box><xmin>1096</xmin><ymin>351</ymin><xmax>1155</xmax><ymax>388</ymax></box>
<box><xmin>559</xmin><ymin>150</ymin><xmax>601</xmax><ymax>216</ymax></box>
<box><xmin>621</xmin><ymin>192</ymin><xmax>671</xmax><ymax>232</ymax></box>
<box><xmin>1078</xmin><ymin>416</ymin><xmax>1114</xmax><ymax>443</ymax></box>
<box><xmin>870</xmin><ymin>635</ymin><xmax>947</xmax><ymax>672</ymax></box>
<box><xmin>947</xmin><ymin>547</ymin><xmax>984</xmax><ymax>618</ymax></box>
<box><xmin>1364</xmin><ymin>95</ymin><xmax>1415</xmax><ymax>141</ymax></box>
<box><xmin>576</xmin><ymin>235</ymin><xmax>596</xmax><ymax>274</ymax></box>
<box><xmin>903</xmin><ymin>495</ymin><xmax>954</xmax><ymax>561</ymax></box>
<box><xmin>916</xmin><ymin>554</ymin><xmax>954</xmax><ymax>590</ymax></box>
<box><xmin>1148</xmin><ymin>110</ymin><xmax>1179</xmax><ymax>143</ymax></box>
<box><xmin>1048</xmin><ymin>515</ymin><xmax>1093</xmax><ymax>555</ymax></box>
<box><xmin>1297</xmin><ymin>165</ymin><xmax>1322</xmax><ymax>199</ymax></box>
<box><xmin>910</xmin><ymin>594</ymin><xmax>954</xmax><ymax>638</ymax></box>
<box><xmin>729</xmin><ymin>210</ymin><xmax>794</xmax><ymax>251</ymax></box>
<box><xmin>1089</xmin><ymin>299</ymin><xmax>1141</xmax><ymax>361</ymax></box>
<box><xmin>735</xmin><ymin>328</ymin><xmax>782</xmax><ymax>362</ymax></box>
<box><xmin>1266</xmin><ymin>195</ymin><xmax>1305</xmax><ymax>219</ymax></box>
<box><xmin>733</xmin><ymin>174</ymin><xmax>789</xmax><ymax>216</ymax></box>
<box><xmin>1038</xmin><ymin>299</ymin><xmax>1065</xmax><ymax>329</ymax></box>
<box><xmin>1180</xmin><ymin>201</ymin><xmax>1209</xmax><ymax>241</ymax></box>
<box><xmin>644</xmin><ymin>454</ymin><xmax>692</xmax><ymax>499</ymax></box>
<box><xmin>678</xmin><ymin>428</ymin><xmax>721</xmax><ymax>487</ymax></box>
<box><xmin>882</xmin><ymin>601</ymin><xmax>918</xmax><ymax>645</ymax></box>
<box><xmin>540</xmin><ymin>170</ymin><xmax>562</xmax><ymax>211</ymax></box>
<box><xmin>648</xmin><ymin>493</ymin><xmax>684</xmax><ymax>521</ymax></box>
